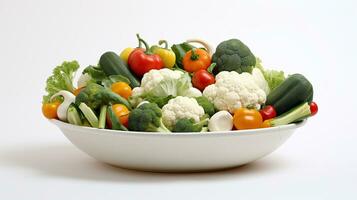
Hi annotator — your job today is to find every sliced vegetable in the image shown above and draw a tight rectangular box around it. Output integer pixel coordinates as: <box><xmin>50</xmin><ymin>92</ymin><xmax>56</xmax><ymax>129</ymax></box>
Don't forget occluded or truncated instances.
<box><xmin>99</xmin><ymin>51</ymin><xmax>140</xmax><ymax>88</ymax></box>
<box><xmin>151</xmin><ymin>40</ymin><xmax>176</xmax><ymax>68</ymax></box>
<box><xmin>111</xmin><ymin>81</ymin><xmax>132</xmax><ymax>99</ymax></box>
<box><xmin>98</xmin><ymin>105</ymin><xmax>107</xmax><ymax>129</ymax></box>
<box><xmin>128</xmin><ymin>34</ymin><xmax>164</xmax><ymax>77</ymax></box>
<box><xmin>266</xmin><ymin>74</ymin><xmax>313</xmax><ymax>115</ymax></box>
<box><xmin>50</xmin><ymin>90</ymin><xmax>76</xmax><ymax>122</ymax></box>
<box><xmin>43</xmin><ymin>61</ymin><xmax>79</xmax><ymax>103</ymax></box>
<box><xmin>233</xmin><ymin>108</ymin><xmax>263</xmax><ymax>130</ymax></box>
<box><xmin>79</xmin><ymin>103</ymin><xmax>99</xmax><ymax>128</ymax></box>
<box><xmin>67</xmin><ymin>104</ymin><xmax>82</xmax><ymax>126</ymax></box>
<box><xmin>183</xmin><ymin>48</ymin><xmax>211</xmax><ymax>73</ymax></box>
<box><xmin>42</xmin><ymin>101</ymin><xmax>60</xmax><ymax>119</ymax></box>
<box><xmin>208</xmin><ymin>111</ymin><xmax>233</xmax><ymax>132</ymax></box>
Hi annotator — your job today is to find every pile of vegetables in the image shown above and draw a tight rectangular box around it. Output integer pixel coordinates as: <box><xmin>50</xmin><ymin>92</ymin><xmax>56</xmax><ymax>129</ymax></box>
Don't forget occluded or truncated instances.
<box><xmin>42</xmin><ymin>34</ymin><xmax>318</xmax><ymax>133</ymax></box>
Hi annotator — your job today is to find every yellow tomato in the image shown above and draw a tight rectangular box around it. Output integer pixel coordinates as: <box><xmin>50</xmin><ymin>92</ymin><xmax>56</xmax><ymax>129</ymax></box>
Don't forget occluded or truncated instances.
<box><xmin>120</xmin><ymin>47</ymin><xmax>134</xmax><ymax>63</ymax></box>
<box><xmin>42</xmin><ymin>102</ymin><xmax>60</xmax><ymax>119</ymax></box>
<box><xmin>233</xmin><ymin>108</ymin><xmax>263</xmax><ymax>130</ymax></box>
<box><xmin>106</xmin><ymin>104</ymin><xmax>130</xmax><ymax>128</ymax></box>
<box><xmin>111</xmin><ymin>82</ymin><xmax>132</xmax><ymax>99</ymax></box>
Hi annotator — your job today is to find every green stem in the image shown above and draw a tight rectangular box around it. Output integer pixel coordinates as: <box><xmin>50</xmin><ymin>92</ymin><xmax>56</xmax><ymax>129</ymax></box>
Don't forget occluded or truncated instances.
<box><xmin>98</xmin><ymin>105</ymin><xmax>107</xmax><ymax>129</ymax></box>
<box><xmin>136</xmin><ymin>34</ymin><xmax>151</xmax><ymax>54</ymax></box>
<box><xmin>158</xmin><ymin>40</ymin><xmax>168</xmax><ymax>49</ymax></box>
<box><xmin>190</xmin><ymin>48</ymin><xmax>200</xmax><ymax>61</ymax></box>
<box><xmin>271</xmin><ymin>103</ymin><xmax>311</xmax><ymax>126</ymax></box>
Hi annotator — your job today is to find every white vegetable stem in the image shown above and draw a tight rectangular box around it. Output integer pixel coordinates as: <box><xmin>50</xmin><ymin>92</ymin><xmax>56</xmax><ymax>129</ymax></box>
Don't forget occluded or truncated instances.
<box><xmin>186</xmin><ymin>39</ymin><xmax>213</xmax><ymax>56</ymax></box>
<box><xmin>208</xmin><ymin>111</ymin><xmax>233</xmax><ymax>132</ymax></box>
<box><xmin>50</xmin><ymin>90</ymin><xmax>76</xmax><ymax>122</ymax></box>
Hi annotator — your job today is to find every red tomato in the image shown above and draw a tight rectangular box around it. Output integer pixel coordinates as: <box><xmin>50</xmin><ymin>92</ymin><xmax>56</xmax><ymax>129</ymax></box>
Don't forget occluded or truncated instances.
<box><xmin>192</xmin><ymin>69</ymin><xmax>215</xmax><ymax>91</ymax></box>
<box><xmin>259</xmin><ymin>105</ymin><xmax>277</xmax><ymax>121</ymax></box>
<box><xmin>310</xmin><ymin>102</ymin><xmax>318</xmax><ymax>116</ymax></box>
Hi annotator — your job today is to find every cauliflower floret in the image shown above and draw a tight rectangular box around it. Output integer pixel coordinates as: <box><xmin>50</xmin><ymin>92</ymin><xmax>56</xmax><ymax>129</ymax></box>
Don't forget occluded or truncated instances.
<box><xmin>203</xmin><ymin>71</ymin><xmax>266</xmax><ymax>113</ymax></box>
<box><xmin>140</xmin><ymin>68</ymin><xmax>184</xmax><ymax>92</ymax></box>
<box><xmin>162</xmin><ymin>96</ymin><xmax>205</xmax><ymax>129</ymax></box>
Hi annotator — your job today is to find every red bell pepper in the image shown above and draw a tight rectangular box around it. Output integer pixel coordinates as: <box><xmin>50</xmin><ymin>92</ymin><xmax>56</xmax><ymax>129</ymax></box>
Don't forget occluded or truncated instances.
<box><xmin>128</xmin><ymin>34</ymin><xmax>164</xmax><ymax>77</ymax></box>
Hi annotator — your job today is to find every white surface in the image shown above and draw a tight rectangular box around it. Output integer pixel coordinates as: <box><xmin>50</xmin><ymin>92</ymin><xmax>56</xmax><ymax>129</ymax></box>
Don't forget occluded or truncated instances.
<box><xmin>0</xmin><ymin>0</ymin><xmax>356</xmax><ymax>199</ymax></box>
<box><xmin>52</xmin><ymin>119</ymin><xmax>303</xmax><ymax>172</ymax></box>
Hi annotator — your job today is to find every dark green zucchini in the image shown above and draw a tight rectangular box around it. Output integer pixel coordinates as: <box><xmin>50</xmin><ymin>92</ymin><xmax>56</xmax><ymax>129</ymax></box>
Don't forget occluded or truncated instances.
<box><xmin>266</xmin><ymin>74</ymin><xmax>313</xmax><ymax>115</ymax></box>
<box><xmin>99</xmin><ymin>51</ymin><xmax>140</xmax><ymax>88</ymax></box>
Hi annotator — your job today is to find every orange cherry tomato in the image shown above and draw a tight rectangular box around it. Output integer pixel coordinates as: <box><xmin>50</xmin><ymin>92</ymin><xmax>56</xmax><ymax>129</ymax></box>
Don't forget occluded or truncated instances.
<box><xmin>233</xmin><ymin>108</ymin><xmax>263</xmax><ymax>130</ymax></box>
<box><xmin>42</xmin><ymin>101</ymin><xmax>60</xmax><ymax>119</ymax></box>
<box><xmin>73</xmin><ymin>87</ymin><xmax>84</xmax><ymax>96</ymax></box>
<box><xmin>111</xmin><ymin>82</ymin><xmax>132</xmax><ymax>99</ymax></box>
<box><xmin>183</xmin><ymin>49</ymin><xmax>211</xmax><ymax>73</ymax></box>
<box><xmin>106</xmin><ymin>104</ymin><xmax>130</xmax><ymax>128</ymax></box>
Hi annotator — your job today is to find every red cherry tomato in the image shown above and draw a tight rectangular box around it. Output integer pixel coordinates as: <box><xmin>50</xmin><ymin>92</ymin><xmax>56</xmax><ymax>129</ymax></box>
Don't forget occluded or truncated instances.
<box><xmin>259</xmin><ymin>105</ymin><xmax>277</xmax><ymax>121</ymax></box>
<box><xmin>192</xmin><ymin>69</ymin><xmax>215</xmax><ymax>91</ymax></box>
<box><xmin>310</xmin><ymin>101</ymin><xmax>318</xmax><ymax>116</ymax></box>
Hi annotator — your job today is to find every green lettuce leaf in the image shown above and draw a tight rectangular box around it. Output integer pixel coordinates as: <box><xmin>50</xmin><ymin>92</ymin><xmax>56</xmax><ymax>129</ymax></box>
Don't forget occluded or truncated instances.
<box><xmin>43</xmin><ymin>61</ymin><xmax>79</xmax><ymax>103</ymax></box>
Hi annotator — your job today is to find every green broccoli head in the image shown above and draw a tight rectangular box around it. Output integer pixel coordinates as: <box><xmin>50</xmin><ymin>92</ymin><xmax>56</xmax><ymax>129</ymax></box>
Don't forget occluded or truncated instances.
<box><xmin>172</xmin><ymin>117</ymin><xmax>209</xmax><ymax>132</ymax></box>
<box><xmin>128</xmin><ymin>103</ymin><xmax>170</xmax><ymax>132</ymax></box>
<box><xmin>212</xmin><ymin>39</ymin><xmax>256</xmax><ymax>74</ymax></box>
<box><xmin>195</xmin><ymin>96</ymin><xmax>215</xmax><ymax>117</ymax></box>
<box><xmin>75</xmin><ymin>83</ymin><xmax>130</xmax><ymax>110</ymax></box>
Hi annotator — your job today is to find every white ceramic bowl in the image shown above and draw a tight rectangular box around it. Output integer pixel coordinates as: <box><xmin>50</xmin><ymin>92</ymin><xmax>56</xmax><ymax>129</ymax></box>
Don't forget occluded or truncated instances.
<box><xmin>51</xmin><ymin>119</ymin><xmax>306</xmax><ymax>172</ymax></box>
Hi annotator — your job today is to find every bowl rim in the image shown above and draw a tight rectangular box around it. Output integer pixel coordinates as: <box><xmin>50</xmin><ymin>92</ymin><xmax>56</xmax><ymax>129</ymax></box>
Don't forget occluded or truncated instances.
<box><xmin>50</xmin><ymin>119</ymin><xmax>307</xmax><ymax>137</ymax></box>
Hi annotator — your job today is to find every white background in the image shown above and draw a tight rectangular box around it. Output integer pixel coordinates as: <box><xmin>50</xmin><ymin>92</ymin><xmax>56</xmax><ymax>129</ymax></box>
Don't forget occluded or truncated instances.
<box><xmin>0</xmin><ymin>0</ymin><xmax>356</xmax><ymax>199</ymax></box>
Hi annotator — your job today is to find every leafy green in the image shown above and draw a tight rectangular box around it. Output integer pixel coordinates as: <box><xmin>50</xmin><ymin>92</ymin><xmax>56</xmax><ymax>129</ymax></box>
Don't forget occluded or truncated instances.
<box><xmin>212</xmin><ymin>39</ymin><xmax>256</xmax><ymax>74</ymax></box>
<box><xmin>43</xmin><ymin>61</ymin><xmax>79</xmax><ymax>103</ymax></box>
<box><xmin>255</xmin><ymin>58</ymin><xmax>285</xmax><ymax>91</ymax></box>
<box><xmin>148</xmin><ymin>72</ymin><xmax>192</xmax><ymax>97</ymax></box>
<box><xmin>195</xmin><ymin>96</ymin><xmax>215</xmax><ymax>117</ymax></box>
<box><xmin>128</xmin><ymin>103</ymin><xmax>170</xmax><ymax>132</ymax></box>
<box><xmin>101</xmin><ymin>75</ymin><xmax>131</xmax><ymax>89</ymax></box>
<box><xmin>82</xmin><ymin>65</ymin><xmax>107</xmax><ymax>83</ymax></box>
<box><xmin>143</xmin><ymin>95</ymin><xmax>174</xmax><ymax>108</ymax></box>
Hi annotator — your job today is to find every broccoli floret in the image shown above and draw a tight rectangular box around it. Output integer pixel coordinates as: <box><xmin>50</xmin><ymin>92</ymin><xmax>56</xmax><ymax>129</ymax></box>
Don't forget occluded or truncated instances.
<box><xmin>172</xmin><ymin>117</ymin><xmax>209</xmax><ymax>132</ymax></box>
<box><xmin>75</xmin><ymin>83</ymin><xmax>131</xmax><ymax>111</ymax></box>
<box><xmin>212</xmin><ymin>39</ymin><xmax>256</xmax><ymax>74</ymax></box>
<box><xmin>195</xmin><ymin>96</ymin><xmax>215</xmax><ymax>117</ymax></box>
<box><xmin>128</xmin><ymin>103</ymin><xmax>170</xmax><ymax>132</ymax></box>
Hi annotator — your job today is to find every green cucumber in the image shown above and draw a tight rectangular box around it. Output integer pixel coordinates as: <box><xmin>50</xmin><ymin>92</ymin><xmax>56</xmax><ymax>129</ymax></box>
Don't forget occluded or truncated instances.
<box><xmin>99</xmin><ymin>51</ymin><xmax>140</xmax><ymax>88</ymax></box>
<box><xmin>266</xmin><ymin>74</ymin><xmax>313</xmax><ymax>115</ymax></box>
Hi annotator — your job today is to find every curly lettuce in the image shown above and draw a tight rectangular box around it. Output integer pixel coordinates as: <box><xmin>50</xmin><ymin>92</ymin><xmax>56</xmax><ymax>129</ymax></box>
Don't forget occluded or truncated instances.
<box><xmin>43</xmin><ymin>61</ymin><xmax>79</xmax><ymax>103</ymax></box>
<box><xmin>255</xmin><ymin>58</ymin><xmax>285</xmax><ymax>91</ymax></box>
